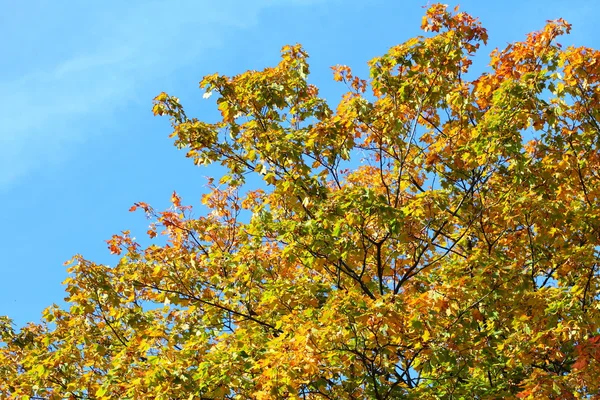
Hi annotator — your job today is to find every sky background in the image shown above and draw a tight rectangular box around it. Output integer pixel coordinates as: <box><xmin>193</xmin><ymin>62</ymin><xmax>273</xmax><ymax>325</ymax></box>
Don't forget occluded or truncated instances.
<box><xmin>1</xmin><ymin>0</ymin><xmax>598</xmax><ymax>327</ymax></box>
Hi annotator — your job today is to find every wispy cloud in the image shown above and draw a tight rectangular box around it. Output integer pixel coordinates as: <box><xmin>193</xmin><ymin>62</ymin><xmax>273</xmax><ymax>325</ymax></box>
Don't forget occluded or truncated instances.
<box><xmin>0</xmin><ymin>0</ymin><xmax>330</xmax><ymax>187</ymax></box>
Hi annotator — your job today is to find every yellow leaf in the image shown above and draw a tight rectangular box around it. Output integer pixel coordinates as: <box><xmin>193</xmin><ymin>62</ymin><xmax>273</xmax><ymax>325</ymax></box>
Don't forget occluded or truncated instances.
<box><xmin>422</xmin><ymin>329</ymin><xmax>431</xmax><ymax>342</ymax></box>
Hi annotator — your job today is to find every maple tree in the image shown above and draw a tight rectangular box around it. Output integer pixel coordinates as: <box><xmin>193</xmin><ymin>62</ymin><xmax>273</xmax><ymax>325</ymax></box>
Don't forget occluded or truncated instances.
<box><xmin>3</xmin><ymin>4</ymin><xmax>600</xmax><ymax>399</ymax></box>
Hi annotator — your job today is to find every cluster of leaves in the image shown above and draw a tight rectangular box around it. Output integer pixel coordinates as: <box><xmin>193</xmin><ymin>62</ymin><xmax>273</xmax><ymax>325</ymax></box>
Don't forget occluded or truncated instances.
<box><xmin>2</xmin><ymin>4</ymin><xmax>600</xmax><ymax>399</ymax></box>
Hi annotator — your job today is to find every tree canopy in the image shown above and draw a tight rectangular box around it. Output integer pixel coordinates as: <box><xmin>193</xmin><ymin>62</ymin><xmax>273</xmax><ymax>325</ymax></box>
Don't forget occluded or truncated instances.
<box><xmin>2</xmin><ymin>4</ymin><xmax>600</xmax><ymax>399</ymax></box>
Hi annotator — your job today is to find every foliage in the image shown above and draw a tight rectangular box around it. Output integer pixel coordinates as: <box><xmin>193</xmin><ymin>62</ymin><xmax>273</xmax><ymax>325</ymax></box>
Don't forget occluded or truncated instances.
<box><xmin>2</xmin><ymin>4</ymin><xmax>600</xmax><ymax>399</ymax></box>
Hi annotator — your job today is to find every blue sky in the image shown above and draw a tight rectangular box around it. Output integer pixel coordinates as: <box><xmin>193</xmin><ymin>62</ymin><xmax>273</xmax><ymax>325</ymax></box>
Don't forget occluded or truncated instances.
<box><xmin>1</xmin><ymin>0</ymin><xmax>598</xmax><ymax>327</ymax></box>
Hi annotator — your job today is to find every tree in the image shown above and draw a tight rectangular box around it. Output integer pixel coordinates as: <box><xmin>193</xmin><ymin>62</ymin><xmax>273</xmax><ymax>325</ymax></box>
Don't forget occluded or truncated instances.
<box><xmin>2</xmin><ymin>4</ymin><xmax>600</xmax><ymax>399</ymax></box>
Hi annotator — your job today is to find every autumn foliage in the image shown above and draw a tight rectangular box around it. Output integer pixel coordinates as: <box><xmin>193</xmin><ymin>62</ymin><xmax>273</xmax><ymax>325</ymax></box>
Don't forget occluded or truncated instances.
<box><xmin>3</xmin><ymin>4</ymin><xmax>600</xmax><ymax>399</ymax></box>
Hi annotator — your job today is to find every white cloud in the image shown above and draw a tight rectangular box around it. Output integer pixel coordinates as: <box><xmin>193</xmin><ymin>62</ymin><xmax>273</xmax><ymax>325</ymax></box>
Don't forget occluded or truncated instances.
<box><xmin>0</xmin><ymin>0</ymin><xmax>331</xmax><ymax>187</ymax></box>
